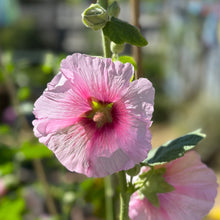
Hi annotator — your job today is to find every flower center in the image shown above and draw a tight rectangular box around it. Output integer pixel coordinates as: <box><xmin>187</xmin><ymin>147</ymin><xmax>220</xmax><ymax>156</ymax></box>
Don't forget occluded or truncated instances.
<box><xmin>88</xmin><ymin>99</ymin><xmax>113</xmax><ymax>128</ymax></box>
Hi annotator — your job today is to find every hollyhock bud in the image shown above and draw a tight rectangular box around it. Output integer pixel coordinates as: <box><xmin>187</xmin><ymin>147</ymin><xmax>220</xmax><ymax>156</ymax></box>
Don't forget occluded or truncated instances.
<box><xmin>110</xmin><ymin>42</ymin><xmax>124</xmax><ymax>54</ymax></box>
<box><xmin>126</xmin><ymin>164</ymin><xmax>141</xmax><ymax>177</ymax></box>
<box><xmin>107</xmin><ymin>1</ymin><xmax>120</xmax><ymax>18</ymax></box>
<box><xmin>82</xmin><ymin>4</ymin><xmax>109</xmax><ymax>31</ymax></box>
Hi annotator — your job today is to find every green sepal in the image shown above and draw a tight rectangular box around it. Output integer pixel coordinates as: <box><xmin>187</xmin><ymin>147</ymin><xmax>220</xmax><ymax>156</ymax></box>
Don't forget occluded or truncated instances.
<box><xmin>107</xmin><ymin>1</ymin><xmax>120</xmax><ymax>18</ymax></box>
<box><xmin>103</xmin><ymin>17</ymin><xmax>148</xmax><ymax>47</ymax></box>
<box><xmin>143</xmin><ymin>129</ymin><xmax>206</xmax><ymax>166</ymax></box>
<box><xmin>136</xmin><ymin>167</ymin><xmax>175</xmax><ymax>207</ymax></box>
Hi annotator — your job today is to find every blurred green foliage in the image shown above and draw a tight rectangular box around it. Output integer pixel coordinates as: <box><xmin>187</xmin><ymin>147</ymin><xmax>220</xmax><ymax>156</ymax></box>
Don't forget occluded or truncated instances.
<box><xmin>0</xmin><ymin>19</ymin><xmax>43</xmax><ymax>50</ymax></box>
<box><xmin>0</xmin><ymin>197</ymin><xmax>25</xmax><ymax>220</ymax></box>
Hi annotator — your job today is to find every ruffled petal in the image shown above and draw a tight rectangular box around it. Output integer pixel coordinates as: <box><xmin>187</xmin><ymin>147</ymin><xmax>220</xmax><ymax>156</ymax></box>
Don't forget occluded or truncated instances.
<box><xmin>122</xmin><ymin>78</ymin><xmax>155</xmax><ymax>122</ymax></box>
<box><xmin>129</xmin><ymin>151</ymin><xmax>218</xmax><ymax>220</ymax></box>
<box><xmin>44</xmin><ymin>123</ymin><xmax>92</xmax><ymax>175</ymax></box>
<box><xmin>33</xmin><ymin>72</ymin><xmax>91</xmax><ymax>138</ymax></box>
<box><xmin>60</xmin><ymin>53</ymin><xmax>134</xmax><ymax>102</ymax></box>
<box><xmin>129</xmin><ymin>193</ymin><xmax>148</xmax><ymax>220</ymax></box>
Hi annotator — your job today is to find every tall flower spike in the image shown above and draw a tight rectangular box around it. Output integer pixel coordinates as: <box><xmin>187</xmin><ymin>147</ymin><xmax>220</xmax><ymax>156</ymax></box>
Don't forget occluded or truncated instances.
<box><xmin>129</xmin><ymin>151</ymin><xmax>218</xmax><ymax>220</ymax></box>
<box><xmin>33</xmin><ymin>53</ymin><xmax>155</xmax><ymax>177</ymax></box>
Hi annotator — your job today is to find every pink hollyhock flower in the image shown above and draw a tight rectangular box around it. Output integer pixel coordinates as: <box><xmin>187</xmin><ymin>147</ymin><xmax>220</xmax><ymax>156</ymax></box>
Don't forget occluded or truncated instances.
<box><xmin>33</xmin><ymin>53</ymin><xmax>154</xmax><ymax>177</ymax></box>
<box><xmin>129</xmin><ymin>151</ymin><xmax>218</xmax><ymax>220</ymax></box>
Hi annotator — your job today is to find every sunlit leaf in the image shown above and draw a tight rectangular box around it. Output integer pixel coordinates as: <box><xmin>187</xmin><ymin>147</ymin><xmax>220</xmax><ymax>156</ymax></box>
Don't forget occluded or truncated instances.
<box><xmin>118</xmin><ymin>56</ymin><xmax>137</xmax><ymax>71</ymax></box>
<box><xmin>0</xmin><ymin>197</ymin><xmax>25</xmax><ymax>220</ymax></box>
<box><xmin>19</xmin><ymin>142</ymin><xmax>52</xmax><ymax>160</ymax></box>
<box><xmin>17</xmin><ymin>87</ymin><xmax>30</xmax><ymax>101</ymax></box>
<box><xmin>0</xmin><ymin>163</ymin><xmax>14</xmax><ymax>176</ymax></box>
<box><xmin>103</xmin><ymin>17</ymin><xmax>148</xmax><ymax>47</ymax></box>
<box><xmin>143</xmin><ymin>129</ymin><xmax>206</xmax><ymax>166</ymax></box>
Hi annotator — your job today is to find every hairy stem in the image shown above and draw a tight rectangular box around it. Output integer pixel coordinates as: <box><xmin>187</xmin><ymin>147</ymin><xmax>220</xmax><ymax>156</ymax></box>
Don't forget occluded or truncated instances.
<box><xmin>104</xmin><ymin>176</ymin><xmax>114</xmax><ymax>220</ymax></box>
<box><xmin>102</xmin><ymin>30</ymin><xmax>111</xmax><ymax>58</ymax></box>
<box><xmin>118</xmin><ymin>171</ymin><xmax>130</xmax><ymax>220</ymax></box>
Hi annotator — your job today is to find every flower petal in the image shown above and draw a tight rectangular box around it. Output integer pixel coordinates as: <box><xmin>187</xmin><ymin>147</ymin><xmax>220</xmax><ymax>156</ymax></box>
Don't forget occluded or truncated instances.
<box><xmin>123</xmin><ymin>78</ymin><xmax>155</xmax><ymax>121</ymax></box>
<box><xmin>84</xmin><ymin>101</ymin><xmax>152</xmax><ymax>177</ymax></box>
<box><xmin>60</xmin><ymin>53</ymin><xmax>134</xmax><ymax>102</ymax></box>
<box><xmin>33</xmin><ymin>53</ymin><xmax>155</xmax><ymax>177</ymax></box>
<box><xmin>44</xmin><ymin>123</ymin><xmax>91</xmax><ymax>175</ymax></box>
<box><xmin>33</xmin><ymin>72</ymin><xmax>91</xmax><ymax>138</ymax></box>
<box><xmin>129</xmin><ymin>151</ymin><xmax>218</xmax><ymax>220</ymax></box>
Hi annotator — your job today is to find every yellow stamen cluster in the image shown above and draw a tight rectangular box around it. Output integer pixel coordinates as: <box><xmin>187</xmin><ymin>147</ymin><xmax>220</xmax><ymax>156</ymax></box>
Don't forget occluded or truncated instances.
<box><xmin>89</xmin><ymin>100</ymin><xmax>113</xmax><ymax>128</ymax></box>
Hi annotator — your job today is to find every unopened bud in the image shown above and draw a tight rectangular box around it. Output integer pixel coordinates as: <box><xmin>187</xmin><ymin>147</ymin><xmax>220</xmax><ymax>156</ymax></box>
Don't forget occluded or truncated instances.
<box><xmin>126</xmin><ymin>164</ymin><xmax>141</xmax><ymax>177</ymax></box>
<box><xmin>63</xmin><ymin>192</ymin><xmax>76</xmax><ymax>204</ymax></box>
<box><xmin>107</xmin><ymin>1</ymin><xmax>120</xmax><ymax>18</ymax></box>
<box><xmin>82</xmin><ymin>3</ymin><xmax>109</xmax><ymax>31</ymax></box>
<box><xmin>110</xmin><ymin>42</ymin><xmax>124</xmax><ymax>54</ymax></box>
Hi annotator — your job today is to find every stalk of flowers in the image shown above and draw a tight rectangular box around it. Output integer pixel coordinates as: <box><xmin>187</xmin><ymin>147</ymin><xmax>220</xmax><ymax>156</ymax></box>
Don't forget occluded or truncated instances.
<box><xmin>129</xmin><ymin>151</ymin><xmax>218</xmax><ymax>220</ymax></box>
<box><xmin>33</xmin><ymin>53</ymin><xmax>155</xmax><ymax>178</ymax></box>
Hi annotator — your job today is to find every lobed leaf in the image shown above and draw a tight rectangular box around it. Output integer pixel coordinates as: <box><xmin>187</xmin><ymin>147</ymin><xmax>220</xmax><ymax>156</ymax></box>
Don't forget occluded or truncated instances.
<box><xmin>143</xmin><ymin>129</ymin><xmax>206</xmax><ymax>166</ymax></box>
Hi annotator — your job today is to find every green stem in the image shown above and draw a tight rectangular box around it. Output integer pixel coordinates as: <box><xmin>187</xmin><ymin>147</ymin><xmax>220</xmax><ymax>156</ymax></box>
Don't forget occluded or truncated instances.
<box><xmin>102</xmin><ymin>30</ymin><xmax>111</xmax><ymax>58</ymax></box>
<box><xmin>104</xmin><ymin>176</ymin><xmax>114</xmax><ymax>220</ymax></box>
<box><xmin>99</xmin><ymin>0</ymin><xmax>111</xmax><ymax>58</ymax></box>
<box><xmin>118</xmin><ymin>171</ymin><xmax>130</xmax><ymax>220</ymax></box>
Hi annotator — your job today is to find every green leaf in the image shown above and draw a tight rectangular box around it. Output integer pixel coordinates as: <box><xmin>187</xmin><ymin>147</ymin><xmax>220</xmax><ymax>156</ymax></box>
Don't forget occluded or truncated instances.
<box><xmin>143</xmin><ymin>129</ymin><xmax>206</xmax><ymax>166</ymax></box>
<box><xmin>117</xmin><ymin>56</ymin><xmax>137</xmax><ymax>71</ymax></box>
<box><xmin>41</xmin><ymin>52</ymin><xmax>54</xmax><ymax>74</ymax></box>
<box><xmin>0</xmin><ymin>163</ymin><xmax>14</xmax><ymax>176</ymax></box>
<box><xmin>136</xmin><ymin>167</ymin><xmax>174</xmax><ymax>207</ymax></box>
<box><xmin>19</xmin><ymin>141</ymin><xmax>52</xmax><ymax>160</ymax></box>
<box><xmin>0</xmin><ymin>124</ymin><xmax>11</xmax><ymax>135</ymax></box>
<box><xmin>0</xmin><ymin>144</ymin><xmax>16</xmax><ymax>165</ymax></box>
<box><xmin>103</xmin><ymin>17</ymin><xmax>148</xmax><ymax>47</ymax></box>
<box><xmin>17</xmin><ymin>87</ymin><xmax>30</xmax><ymax>101</ymax></box>
<box><xmin>0</xmin><ymin>197</ymin><xmax>25</xmax><ymax>220</ymax></box>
